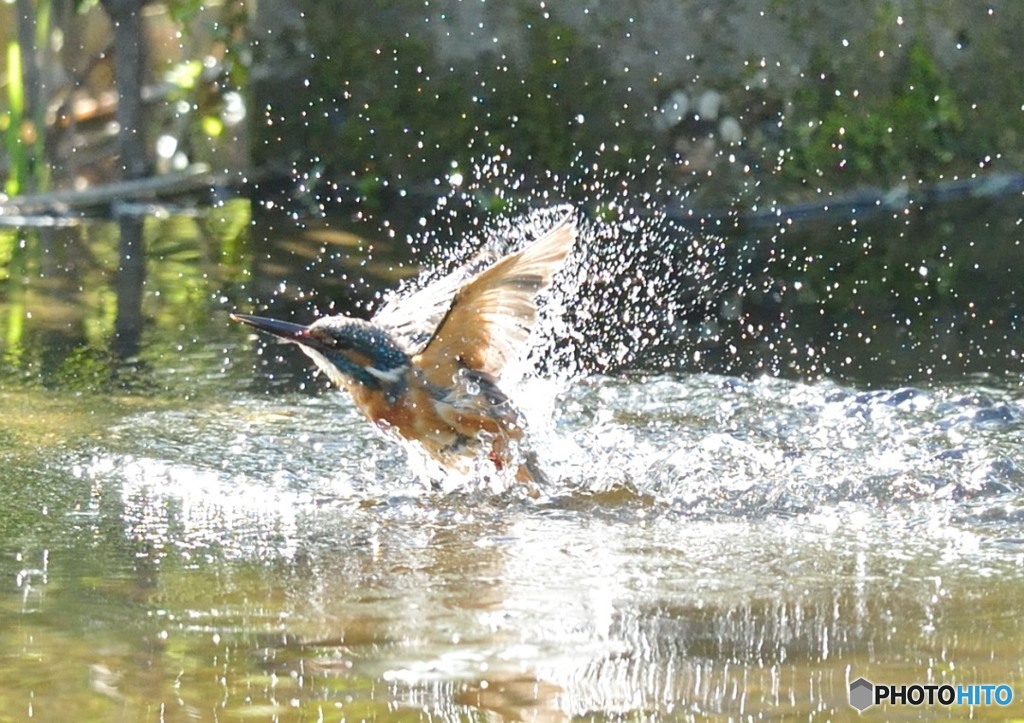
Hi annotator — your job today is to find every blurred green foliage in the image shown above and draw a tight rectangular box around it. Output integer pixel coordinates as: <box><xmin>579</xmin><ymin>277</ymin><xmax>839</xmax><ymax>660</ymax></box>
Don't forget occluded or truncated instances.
<box><xmin>1</xmin><ymin>0</ymin><xmax>248</xmax><ymax>197</ymax></box>
<box><xmin>299</xmin><ymin>2</ymin><xmax>648</xmax><ymax>193</ymax></box>
<box><xmin>0</xmin><ymin>199</ymin><xmax>251</xmax><ymax>393</ymax></box>
<box><xmin>272</xmin><ymin>0</ymin><xmax>1024</xmax><ymax>214</ymax></box>
<box><xmin>786</xmin><ymin>36</ymin><xmax>967</xmax><ymax>187</ymax></box>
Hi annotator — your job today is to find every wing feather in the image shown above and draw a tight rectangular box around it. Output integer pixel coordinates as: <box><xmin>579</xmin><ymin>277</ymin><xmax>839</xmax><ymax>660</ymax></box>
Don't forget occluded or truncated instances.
<box><xmin>415</xmin><ymin>217</ymin><xmax>576</xmax><ymax>382</ymax></box>
<box><xmin>372</xmin><ymin>245</ymin><xmax>500</xmax><ymax>353</ymax></box>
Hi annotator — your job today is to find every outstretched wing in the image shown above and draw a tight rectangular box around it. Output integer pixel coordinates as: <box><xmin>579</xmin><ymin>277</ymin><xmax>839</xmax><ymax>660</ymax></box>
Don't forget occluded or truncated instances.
<box><xmin>415</xmin><ymin>216</ymin><xmax>576</xmax><ymax>382</ymax></box>
<box><xmin>373</xmin><ymin>245</ymin><xmax>501</xmax><ymax>353</ymax></box>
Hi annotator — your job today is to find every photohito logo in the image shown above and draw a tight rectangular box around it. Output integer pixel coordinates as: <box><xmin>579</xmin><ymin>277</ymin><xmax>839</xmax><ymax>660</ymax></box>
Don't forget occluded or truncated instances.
<box><xmin>849</xmin><ymin>677</ymin><xmax>1013</xmax><ymax>711</ymax></box>
<box><xmin>849</xmin><ymin>678</ymin><xmax>873</xmax><ymax>711</ymax></box>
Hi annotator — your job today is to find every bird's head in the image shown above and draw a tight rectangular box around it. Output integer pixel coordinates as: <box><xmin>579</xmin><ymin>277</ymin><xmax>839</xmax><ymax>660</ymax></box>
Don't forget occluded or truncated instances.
<box><xmin>232</xmin><ymin>313</ymin><xmax>409</xmax><ymax>392</ymax></box>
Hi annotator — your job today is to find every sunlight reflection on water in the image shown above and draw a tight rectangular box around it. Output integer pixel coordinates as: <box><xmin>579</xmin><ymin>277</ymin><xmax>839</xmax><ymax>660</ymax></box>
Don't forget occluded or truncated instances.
<box><xmin>30</xmin><ymin>369</ymin><xmax>1018</xmax><ymax>717</ymax></box>
<box><xmin>1</xmin><ymin>156</ymin><xmax>1023</xmax><ymax>717</ymax></box>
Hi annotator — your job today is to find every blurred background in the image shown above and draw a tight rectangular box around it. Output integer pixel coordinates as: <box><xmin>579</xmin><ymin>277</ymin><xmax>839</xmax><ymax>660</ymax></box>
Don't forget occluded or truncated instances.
<box><xmin>3</xmin><ymin>3</ymin><xmax>1024</xmax><ymax>720</ymax></box>
<box><xmin>1</xmin><ymin>0</ymin><xmax>1022</xmax><ymax>383</ymax></box>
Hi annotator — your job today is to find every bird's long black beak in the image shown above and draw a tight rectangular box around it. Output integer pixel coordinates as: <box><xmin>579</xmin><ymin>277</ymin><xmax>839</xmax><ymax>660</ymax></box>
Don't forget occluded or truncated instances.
<box><xmin>231</xmin><ymin>312</ymin><xmax>311</xmax><ymax>344</ymax></box>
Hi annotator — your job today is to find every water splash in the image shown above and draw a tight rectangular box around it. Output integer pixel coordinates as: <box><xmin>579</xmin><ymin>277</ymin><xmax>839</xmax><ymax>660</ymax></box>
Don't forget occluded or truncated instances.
<box><xmin>228</xmin><ymin>151</ymin><xmax>1024</xmax><ymax>509</ymax></box>
<box><xmin>403</xmin><ymin>154</ymin><xmax>735</xmax><ymax>378</ymax></box>
<box><xmin>116</xmin><ymin>371</ymin><xmax>1021</xmax><ymax>525</ymax></box>
<box><xmin>545</xmin><ymin>374</ymin><xmax>1024</xmax><ymax>518</ymax></box>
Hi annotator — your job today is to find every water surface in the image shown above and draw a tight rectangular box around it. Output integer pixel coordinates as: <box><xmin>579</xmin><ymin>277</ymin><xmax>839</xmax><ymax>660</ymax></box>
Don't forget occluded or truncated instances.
<box><xmin>1</xmin><ymin>201</ymin><xmax>1024</xmax><ymax>720</ymax></box>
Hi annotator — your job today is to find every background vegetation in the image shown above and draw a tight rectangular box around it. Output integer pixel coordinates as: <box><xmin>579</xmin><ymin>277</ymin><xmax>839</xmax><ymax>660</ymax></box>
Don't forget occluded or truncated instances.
<box><xmin>0</xmin><ymin>0</ymin><xmax>1022</xmax><ymax>384</ymax></box>
<box><xmin>1</xmin><ymin>1</ymin><xmax>1022</xmax><ymax>207</ymax></box>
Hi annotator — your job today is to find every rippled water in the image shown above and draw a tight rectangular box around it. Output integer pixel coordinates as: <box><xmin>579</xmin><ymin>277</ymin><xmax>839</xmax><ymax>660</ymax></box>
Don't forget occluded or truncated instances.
<box><xmin>2</xmin><ymin>197</ymin><xmax>1024</xmax><ymax>719</ymax></box>
<box><xmin>4</xmin><ymin>351</ymin><xmax>1024</xmax><ymax>718</ymax></box>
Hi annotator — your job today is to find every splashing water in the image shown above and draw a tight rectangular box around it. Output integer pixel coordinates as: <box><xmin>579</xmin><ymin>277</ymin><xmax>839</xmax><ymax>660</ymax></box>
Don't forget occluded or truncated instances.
<box><xmin>403</xmin><ymin>156</ymin><xmax>734</xmax><ymax>377</ymax></box>
<box><xmin>291</xmin><ymin>157</ymin><xmax>1024</xmax><ymax>512</ymax></box>
<box><xmin>22</xmin><ymin>169</ymin><xmax>1022</xmax><ymax>720</ymax></box>
<box><xmin>312</xmin><ymin>160</ymin><xmax>730</xmax><ymax>494</ymax></box>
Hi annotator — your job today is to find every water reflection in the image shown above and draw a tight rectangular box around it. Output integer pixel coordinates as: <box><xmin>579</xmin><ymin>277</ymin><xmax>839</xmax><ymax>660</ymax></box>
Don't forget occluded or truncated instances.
<box><xmin>9</xmin><ymin>456</ymin><xmax>1024</xmax><ymax>719</ymax></box>
<box><xmin>1</xmin><ymin>368</ymin><xmax>1004</xmax><ymax>718</ymax></box>
<box><xmin>113</xmin><ymin>215</ymin><xmax>146</xmax><ymax>358</ymax></box>
<box><xmin>1</xmin><ymin>196</ymin><xmax>1024</xmax><ymax>718</ymax></box>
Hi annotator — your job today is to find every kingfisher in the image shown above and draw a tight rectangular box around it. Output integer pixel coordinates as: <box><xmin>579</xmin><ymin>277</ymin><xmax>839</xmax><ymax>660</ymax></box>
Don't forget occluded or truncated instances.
<box><xmin>232</xmin><ymin>216</ymin><xmax>576</xmax><ymax>496</ymax></box>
